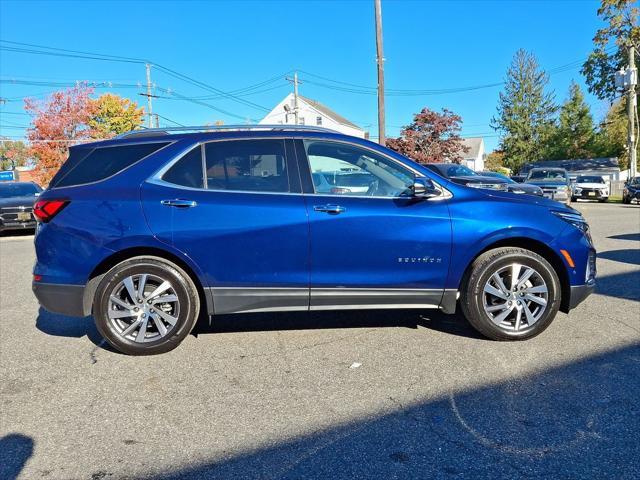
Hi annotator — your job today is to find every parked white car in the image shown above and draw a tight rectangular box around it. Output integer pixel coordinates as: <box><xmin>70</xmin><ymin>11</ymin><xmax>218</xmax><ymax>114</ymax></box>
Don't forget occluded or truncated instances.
<box><xmin>571</xmin><ymin>175</ymin><xmax>609</xmax><ymax>203</ymax></box>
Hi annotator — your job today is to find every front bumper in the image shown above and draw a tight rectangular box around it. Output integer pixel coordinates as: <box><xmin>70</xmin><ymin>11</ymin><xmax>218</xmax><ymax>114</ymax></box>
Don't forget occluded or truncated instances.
<box><xmin>0</xmin><ymin>220</ymin><xmax>37</xmax><ymax>231</ymax></box>
<box><xmin>32</xmin><ymin>282</ymin><xmax>88</xmax><ymax>317</ymax></box>
<box><xmin>574</xmin><ymin>189</ymin><xmax>607</xmax><ymax>200</ymax></box>
<box><xmin>568</xmin><ymin>283</ymin><xmax>595</xmax><ymax>310</ymax></box>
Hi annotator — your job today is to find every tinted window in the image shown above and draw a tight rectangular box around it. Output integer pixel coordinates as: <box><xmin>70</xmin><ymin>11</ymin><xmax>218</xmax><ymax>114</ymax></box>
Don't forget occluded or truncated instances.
<box><xmin>0</xmin><ymin>183</ymin><xmax>41</xmax><ymax>198</ymax></box>
<box><xmin>52</xmin><ymin>142</ymin><xmax>169</xmax><ymax>188</ymax></box>
<box><xmin>445</xmin><ymin>165</ymin><xmax>477</xmax><ymax>177</ymax></box>
<box><xmin>162</xmin><ymin>146</ymin><xmax>204</xmax><ymax>188</ymax></box>
<box><xmin>527</xmin><ymin>169</ymin><xmax>568</xmax><ymax>181</ymax></box>
<box><xmin>204</xmin><ymin>140</ymin><xmax>289</xmax><ymax>193</ymax></box>
<box><xmin>305</xmin><ymin>140</ymin><xmax>414</xmax><ymax>197</ymax></box>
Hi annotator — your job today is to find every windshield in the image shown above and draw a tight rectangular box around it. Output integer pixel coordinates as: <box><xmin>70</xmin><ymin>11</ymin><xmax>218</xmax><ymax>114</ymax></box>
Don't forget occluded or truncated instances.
<box><xmin>527</xmin><ymin>169</ymin><xmax>568</xmax><ymax>181</ymax></box>
<box><xmin>0</xmin><ymin>183</ymin><xmax>41</xmax><ymax>198</ymax></box>
<box><xmin>628</xmin><ymin>177</ymin><xmax>640</xmax><ymax>186</ymax></box>
<box><xmin>443</xmin><ymin>165</ymin><xmax>477</xmax><ymax>177</ymax></box>
<box><xmin>576</xmin><ymin>175</ymin><xmax>604</xmax><ymax>183</ymax></box>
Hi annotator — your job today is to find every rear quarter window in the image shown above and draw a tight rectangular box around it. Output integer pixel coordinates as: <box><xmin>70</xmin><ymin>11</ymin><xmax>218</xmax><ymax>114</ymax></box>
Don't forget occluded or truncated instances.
<box><xmin>51</xmin><ymin>142</ymin><xmax>169</xmax><ymax>188</ymax></box>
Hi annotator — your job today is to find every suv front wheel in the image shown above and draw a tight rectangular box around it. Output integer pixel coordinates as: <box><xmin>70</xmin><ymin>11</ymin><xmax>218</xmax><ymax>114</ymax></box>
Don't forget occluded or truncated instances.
<box><xmin>460</xmin><ymin>247</ymin><xmax>561</xmax><ymax>340</ymax></box>
<box><xmin>93</xmin><ymin>256</ymin><xmax>200</xmax><ymax>355</ymax></box>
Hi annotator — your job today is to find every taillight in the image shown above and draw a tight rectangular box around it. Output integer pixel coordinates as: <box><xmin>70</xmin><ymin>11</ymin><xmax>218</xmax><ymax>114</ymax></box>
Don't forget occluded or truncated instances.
<box><xmin>33</xmin><ymin>199</ymin><xmax>69</xmax><ymax>223</ymax></box>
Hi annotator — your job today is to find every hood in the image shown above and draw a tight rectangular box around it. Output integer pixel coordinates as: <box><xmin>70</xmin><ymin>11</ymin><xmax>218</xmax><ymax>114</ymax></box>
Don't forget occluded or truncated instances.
<box><xmin>574</xmin><ymin>182</ymin><xmax>607</xmax><ymax>189</ymax></box>
<box><xmin>480</xmin><ymin>188</ymin><xmax>574</xmax><ymax>211</ymax></box>
<box><xmin>507</xmin><ymin>183</ymin><xmax>543</xmax><ymax>194</ymax></box>
<box><xmin>0</xmin><ymin>195</ymin><xmax>38</xmax><ymax>208</ymax></box>
<box><xmin>450</xmin><ymin>175</ymin><xmax>507</xmax><ymax>185</ymax></box>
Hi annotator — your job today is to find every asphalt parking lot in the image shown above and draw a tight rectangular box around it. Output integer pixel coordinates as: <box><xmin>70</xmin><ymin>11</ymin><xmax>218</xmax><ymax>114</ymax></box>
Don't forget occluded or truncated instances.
<box><xmin>1</xmin><ymin>202</ymin><xmax>639</xmax><ymax>479</ymax></box>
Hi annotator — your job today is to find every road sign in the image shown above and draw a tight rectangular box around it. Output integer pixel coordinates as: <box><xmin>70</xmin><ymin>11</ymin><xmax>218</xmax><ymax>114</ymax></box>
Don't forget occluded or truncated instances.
<box><xmin>0</xmin><ymin>170</ymin><xmax>16</xmax><ymax>182</ymax></box>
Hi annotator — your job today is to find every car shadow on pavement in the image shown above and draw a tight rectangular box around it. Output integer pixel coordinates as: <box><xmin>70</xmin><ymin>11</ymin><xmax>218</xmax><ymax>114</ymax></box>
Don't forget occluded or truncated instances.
<box><xmin>607</xmin><ymin>232</ymin><xmax>640</xmax><ymax>242</ymax></box>
<box><xmin>194</xmin><ymin>309</ymin><xmax>485</xmax><ymax>340</ymax></box>
<box><xmin>143</xmin><ymin>343</ymin><xmax>640</xmax><ymax>480</ymax></box>
<box><xmin>0</xmin><ymin>434</ymin><xmax>34</xmax><ymax>480</ymax></box>
<box><xmin>35</xmin><ymin>307</ymin><xmax>119</xmax><ymax>352</ymax></box>
<box><xmin>598</xmin><ymin>249</ymin><xmax>640</xmax><ymax>266</ymax></box>
<box><xmin>595</xmin><ymin>271</ymin><xmax>640</xmax><ymax>303</ymax></box>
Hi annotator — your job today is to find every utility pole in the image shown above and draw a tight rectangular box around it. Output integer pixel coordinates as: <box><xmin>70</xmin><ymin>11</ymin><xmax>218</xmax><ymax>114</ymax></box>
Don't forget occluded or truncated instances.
<box><xmin>374</xmin><ymin>0</ymin><xmax>386</xmax><ymax>146</ymax></box>
<box><xmin>628</xmin><ymin>45</ymin><xmax>637</xmax><ymax>179</ymax></box>
<box><xmin>145</xmin><ymin>63</ymin><xmax>154</xmax><ymax>128</ymax></box>
<box><xmin>285</xmin><ymin>72</ymin><xmax>301</xmax><ymax>124</ymax></box>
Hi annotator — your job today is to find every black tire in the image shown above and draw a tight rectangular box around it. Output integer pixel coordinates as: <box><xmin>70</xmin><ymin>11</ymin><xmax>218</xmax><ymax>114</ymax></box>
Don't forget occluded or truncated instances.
<box><xmin>598</xmin><ymin>198</ymin><xmax>607</xmax><ymax>203</ymax></box>
<box><xmin>622</xmin><ymin>196</ymin><xmax>630</xmax><ymax>204</ymax></box>
<box><xmin>460</xmin><ymin>247</ymin><xmax>561</xmax><ymax>341</ymax></box>
<box><xmin>93</xmin><ymin>256</ymin><xmax>200</xmax><ymax>355</ymax></box>
<box><xmin>570</xmin><ymin>196</ymin><xmax>577</xmax><ymax>202</ymax></box>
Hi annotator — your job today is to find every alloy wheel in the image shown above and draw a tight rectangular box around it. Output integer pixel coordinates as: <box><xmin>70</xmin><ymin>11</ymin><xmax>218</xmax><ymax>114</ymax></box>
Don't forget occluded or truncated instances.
<box><xmin>482</xmin><ymin>263</ymin><xmax>548</xmax><ymax>333</ymax></box>
<box><xmin>107</xmin><ymin>273</ymin><xmax>180</xmax><ymax>343</ymax></box>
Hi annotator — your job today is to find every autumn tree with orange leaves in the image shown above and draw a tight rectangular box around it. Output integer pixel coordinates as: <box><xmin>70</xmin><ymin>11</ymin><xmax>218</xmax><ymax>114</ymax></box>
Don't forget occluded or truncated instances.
<box><xmin>25</xmin><ymin>85</ymin><xmax>145</xmax><ymax>185</ymax></box>
<box><xmin>25</xmin><ymin>84</ymin><xmax>95</xmax><ymax>185</ymax></box>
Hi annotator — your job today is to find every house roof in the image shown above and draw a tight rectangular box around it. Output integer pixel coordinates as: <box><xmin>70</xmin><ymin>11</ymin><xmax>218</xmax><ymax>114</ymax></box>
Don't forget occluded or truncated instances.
<box><xmin>522</xmin><ymin>158</ymin><xmax>620</xmax><ymax>173</ymax></box>
<box><xmin>461</xmin><ymin>137</ymin><xmax>484</xmax><ymax>159</ymax></box>
<box><xmin>299</xmin><ymin>95</ymin><xmax>363</xmax><ymax>131</ymax></box>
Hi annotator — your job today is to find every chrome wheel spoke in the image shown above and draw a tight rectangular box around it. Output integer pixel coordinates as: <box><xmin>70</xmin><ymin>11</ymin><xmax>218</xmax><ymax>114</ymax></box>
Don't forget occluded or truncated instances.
<box><xmin>484</xmin><ymin>284</ymin><xmax>508</xmax><ymax>300</ymax></box>
<box><xmin>523</xmin><ymin>285</ymin><xmax>548</xmax><ymax>294</ymax></box>
<box><xmin>137</xmin><ymin>274</ymin><xmax>148</xmax><ymax>300</ymax></box>
<box><xmin>510</xmin><ymin>264</ymin><xmax>522</xmax><ymax>290</ymax></box>
<box><xmin>491</xmin><ymin>273</ymin><xmax>509</xmax><ymax>296</ymax></box>
<box><xmin>492</xmin><ymin>305</ymin><xmax>515</xmax><ymax>324</ymax></box>
<box><xmin>145</xmin><ymin>281</ymin><xmax>171</xmax><ymax>301</ymax></box>
<box><xmin>121</xmin><ymin>318</ymin><xmax>142</xmax><ymax>337</ymax></box>
<box><xmin>136</xmin><ymin>317</ymin><xmax>150</xmax><ymax>342</ymax></box>
<box><xmin>524</xmin><ymin>294</ymin><xmax>547</xmax><ymax>306</ymax></box>
<box><xmin>523</xmin><ymin>303</ymin><xmax>537</xmax><ymax>326</ymax></box>
<box><xmin>152</xmin><ymin>313</ymin><xmax>168</xmax><ymax>337</ymax></box>
<box><xmin>486</xmin><ymin>303</ymin><xmax>508</xmax><ymax>313</ymax></box>
<box><xmin>514</xmin><ymin>308</ymin><xmax>523</xmax><ymax>330</ymax></box>
<box><xmin>151</xmin><ymin>294</ymin><xmax>178</xmax><ymax>305</ymax></box>
<box><xmin>516</xmin><ymin>267</ymin><xmax>535</xmax><ymax>288</ymax></box>
<box><xmin>110</xmin><ymin>295</ymin><xmax>133</xmax><ymax>310</ymax></box>
<box><xmin>154</xmin><ymin>308</ymin><xmax>178</xmax><ymax>326</ymax></box>
<box><xmin>108</xmin><ymin>310</ymin><xmax>136</xmax><ymax>319</ymax></box>
<box><xmin>123</xmin><ymin>276</ymin><xmax>138</xmax><ymax>303</ymax></box>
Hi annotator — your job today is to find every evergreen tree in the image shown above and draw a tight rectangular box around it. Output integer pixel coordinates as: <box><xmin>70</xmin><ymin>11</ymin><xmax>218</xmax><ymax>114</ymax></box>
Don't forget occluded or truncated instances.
<box><xmin>546</xmin><ymin>82</ymin><xmax>596</xmax><ymax>159</ymax></box>
<box><xmin>491</xmin><ymin>49</ymin><xmax>557</xmax><ymax>172</ymax></box>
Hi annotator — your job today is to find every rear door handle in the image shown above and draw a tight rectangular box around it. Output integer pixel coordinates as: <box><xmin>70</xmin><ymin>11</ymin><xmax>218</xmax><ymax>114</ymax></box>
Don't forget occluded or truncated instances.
<box><xmin>161</xmin><ymin>199</ymin><xmax>198</xmax><ymax>208</ymax></box>
<box><xmin>313</xmin><ymin>204</ymin><xmax>346</xmax><ymax>214</ymax></box>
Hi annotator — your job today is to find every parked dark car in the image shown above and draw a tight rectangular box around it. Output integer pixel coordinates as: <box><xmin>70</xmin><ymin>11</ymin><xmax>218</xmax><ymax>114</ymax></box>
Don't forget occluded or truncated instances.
<box><xmin>510</xmin><ymin>174</ymin><xmax>527</xmax><ymax>183</ymax></box>
<box><xmin>525</xmin><ymin>168</ymin><xmax>571</xmax><ymax>204</ymax></box>
<box><xmin>32</xmin><ymin>126</ymin><xmax>595</xmax><ymax>355</ymax></box>
<box><xmin>481</xmin><ymin>171</ymin><xmax>544</xmax><ymax>196</ymax></box>
<box><xmin>0</xmin><ymin>181</ymin><xmax>42</xmax><ymax>232</ymax></box>
<box><xmin>424</xmin><ymin>163</ymin><xmax>508</xmax><ymax>191</ymax></box>
<box><xmin>622</xmin><ymin>176</ymin><xmax>640</xmax><ymax>204</ymax></box>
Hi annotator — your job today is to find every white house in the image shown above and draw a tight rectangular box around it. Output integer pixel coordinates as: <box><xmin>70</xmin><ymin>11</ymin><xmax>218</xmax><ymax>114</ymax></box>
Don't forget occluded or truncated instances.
<box><xmin>260</xmin><ymin>93</ymin><xmax>366</xmax><ymax>138</ymax></box>
<box><xmin>461</xmin><ymin>137</ymin><xmax>485</xmax><ymax>171</ymax></box>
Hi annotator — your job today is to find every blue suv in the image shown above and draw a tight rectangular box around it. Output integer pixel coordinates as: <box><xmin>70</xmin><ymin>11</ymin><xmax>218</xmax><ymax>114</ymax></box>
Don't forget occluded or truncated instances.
<box><xmin>32</xmin><ymin>126</ymin><xmax>595</xmax><ymax>355</ymax></box>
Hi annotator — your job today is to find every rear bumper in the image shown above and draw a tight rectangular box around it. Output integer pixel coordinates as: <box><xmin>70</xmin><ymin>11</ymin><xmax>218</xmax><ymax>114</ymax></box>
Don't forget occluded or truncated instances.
<box><xmin>32</xmin><ymin>282</ymin><xmax>87</xmax><ymax>317</ymax></box>
<box><xmin>568</xmin><ymin>283</ymin><xmax>595</xmax><ymax>310</ymax></box>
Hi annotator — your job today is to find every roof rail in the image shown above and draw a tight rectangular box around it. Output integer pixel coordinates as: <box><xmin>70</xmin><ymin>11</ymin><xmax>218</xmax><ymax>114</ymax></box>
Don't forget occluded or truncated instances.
<box><xmin>115</xmin><ymin>124</ymin><xmax>339</xmax><ymax>139</ymax></box>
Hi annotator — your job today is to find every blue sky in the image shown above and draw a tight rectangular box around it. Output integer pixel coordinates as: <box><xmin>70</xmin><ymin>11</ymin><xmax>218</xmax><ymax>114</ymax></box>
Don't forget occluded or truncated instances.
<box><xmin>0</xmin><ymin>0</ymin><xmax>610</xmax><ymax>151</ymax></box>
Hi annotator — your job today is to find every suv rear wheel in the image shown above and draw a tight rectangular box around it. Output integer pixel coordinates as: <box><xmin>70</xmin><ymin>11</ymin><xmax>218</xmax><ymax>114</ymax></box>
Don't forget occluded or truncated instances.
<box><xmin>93</xmin><ymin>256</ymin><xmax>200</xmax><ymax>355</ymax></box>
<box><xmin>460</xmin><ymin>247</ymin><xmax>561</xmax><ymax>340</ymax></box>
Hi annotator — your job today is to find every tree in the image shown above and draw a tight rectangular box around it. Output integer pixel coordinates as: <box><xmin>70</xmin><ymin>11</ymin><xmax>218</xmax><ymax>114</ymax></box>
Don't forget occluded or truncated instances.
<box><xmin>594</xmin><ymin>100</ymin><xmax>628</xmax><ymax>169</ymax></box>
<box><xmin>546</xmin><ymin>82</ymin><xmax>596</xmax><ymax>159</ymax></box>
<box><xmin>0</xmin><ymin>140</ymin><xmax>30</xmax><ymax>170</ymax></box>
<box><xmin>88</xmin><ymin>93</ymin><xmax>144</xmax><ymax>139</ymax></box>
<box><xmin>386</xmin><ymin>108</ymin><xmax>469</xmax><ymax>163</ymax></box>
<box><xmin>484</xmin><ymin>151</ymin><xmax>506</xmax><ymax>171</ymax></box>
<box><xmin>492</xmin><ymin>49</ymin><xmax>557</xmax><ymax>172</ymax></box>
<box><xmin>25</xmin><ymin>84</ymin><xmax>94</xmax><ymax>185</ymax></box>
<box><xmin>581</xmin><ymin>0</ymin><xmax>639</xmax><ymax>101</ymax></box>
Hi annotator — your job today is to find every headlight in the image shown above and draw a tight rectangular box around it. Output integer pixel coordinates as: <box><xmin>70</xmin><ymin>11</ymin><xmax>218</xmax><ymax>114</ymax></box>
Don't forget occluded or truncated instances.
<box><xmin>552</xmin><ymin>210</ymin><xmax>592</xmax><ymax>242</ymax></box>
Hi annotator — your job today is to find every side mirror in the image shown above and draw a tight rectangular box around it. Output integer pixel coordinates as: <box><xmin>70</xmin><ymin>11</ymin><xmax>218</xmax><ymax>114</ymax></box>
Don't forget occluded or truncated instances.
<box><xmin>412</xmin><ymin>177</ymin><xmax>441</xmax><ymax>198</ymax></box>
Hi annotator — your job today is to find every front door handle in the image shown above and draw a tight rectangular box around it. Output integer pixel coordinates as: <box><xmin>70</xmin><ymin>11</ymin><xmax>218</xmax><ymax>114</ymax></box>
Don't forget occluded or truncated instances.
<box><xmin>314</xmin><ymin>204</ymin><xmax>346</xmax><ymax>214</ymax></box>
<box><xmin>161</xmin><ymin>199</ymin><xmax>198</xmax><ymax>208</ymax></box>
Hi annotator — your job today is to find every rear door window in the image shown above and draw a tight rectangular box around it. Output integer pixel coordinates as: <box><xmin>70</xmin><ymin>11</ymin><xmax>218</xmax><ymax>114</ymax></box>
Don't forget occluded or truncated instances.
<box><xmin>51</xmin><ymin>142</ymin><xmax>169</xmax><ymax>188</ymax></box>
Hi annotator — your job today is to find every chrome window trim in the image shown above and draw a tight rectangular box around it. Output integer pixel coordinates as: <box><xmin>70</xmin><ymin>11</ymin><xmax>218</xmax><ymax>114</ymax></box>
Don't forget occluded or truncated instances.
<box><xmin>150</xmin><ymin>136</ymin><xmax>451</xmax><ymax>201</ymax></box>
